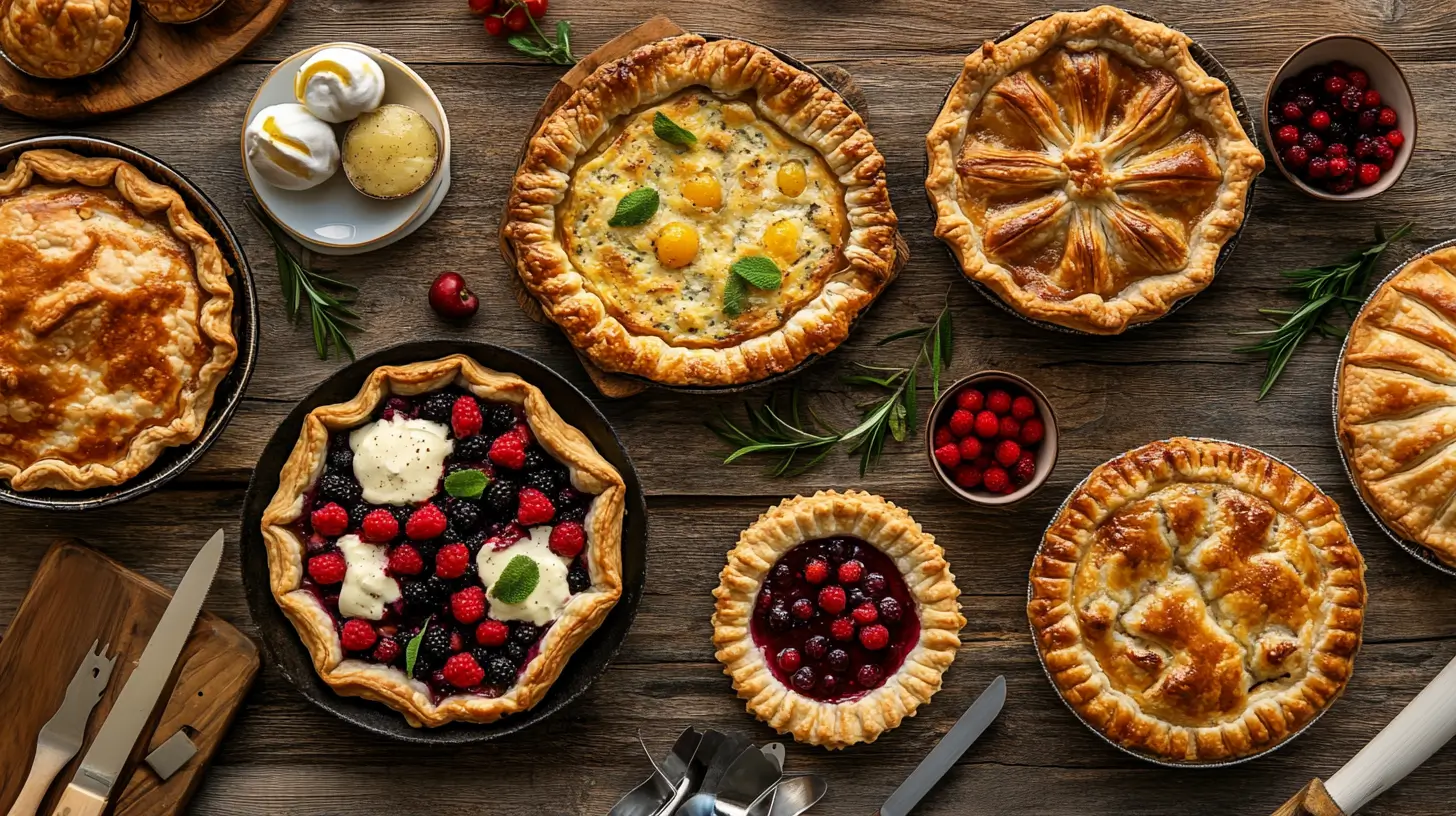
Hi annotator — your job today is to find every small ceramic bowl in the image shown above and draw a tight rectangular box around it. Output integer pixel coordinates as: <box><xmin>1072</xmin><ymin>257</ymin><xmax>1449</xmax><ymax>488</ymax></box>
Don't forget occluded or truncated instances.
<box><xmin>1264</xmin><ymin>35</ymin><xmax>1415</xmax><ymax>201</ymax></box>
<box><xmin>242</xmin><ymin>42</ymin><xmax>451</xmax><ymax>252</ymax></box>
<box><xmin>925</xmin><ymin>371</ymin><xmax>1059</xmax><ymax>507</ymax></box>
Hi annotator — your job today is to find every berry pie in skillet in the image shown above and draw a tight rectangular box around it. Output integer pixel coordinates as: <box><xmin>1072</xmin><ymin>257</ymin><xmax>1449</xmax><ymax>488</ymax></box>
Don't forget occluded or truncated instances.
<box><xmin>712</xmin><ymin>491</ymin><xmax>964</xmax><ymax>749</ymax></box>
<box><xmin>261</xmin><ymin>355</ymin><xmax>625</xmax><ymax>727</ymax></box>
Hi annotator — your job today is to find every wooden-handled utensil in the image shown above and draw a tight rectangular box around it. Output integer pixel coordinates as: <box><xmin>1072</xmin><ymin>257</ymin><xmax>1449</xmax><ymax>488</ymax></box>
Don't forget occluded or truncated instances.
<box><xmin>1273</xmin><ymin>650</ymin><xmax>1456</xmax><ymax>815</ymax></box>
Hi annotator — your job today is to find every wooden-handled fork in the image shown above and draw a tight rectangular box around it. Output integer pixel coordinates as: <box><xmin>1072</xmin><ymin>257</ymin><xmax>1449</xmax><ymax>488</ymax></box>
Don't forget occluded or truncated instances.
<box><xmin>1273</xmin><ymin>650</ymin><xmax>1456</xmax><ymax>815</ymax></box>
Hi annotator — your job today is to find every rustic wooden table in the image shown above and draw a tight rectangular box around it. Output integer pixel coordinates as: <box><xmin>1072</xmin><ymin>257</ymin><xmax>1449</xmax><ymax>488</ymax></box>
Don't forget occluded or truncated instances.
<box><xmin>3</xmin><ymin>1</ymin><xmax>1456</xmax><ymax>813</ymax></box>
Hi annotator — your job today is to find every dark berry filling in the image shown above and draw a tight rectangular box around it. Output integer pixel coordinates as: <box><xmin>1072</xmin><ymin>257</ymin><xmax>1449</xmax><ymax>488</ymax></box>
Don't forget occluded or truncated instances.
<box><xmin>750</xmin><ymin>536</ymin><xmax>919</xmax><ymax>703</ymax></box>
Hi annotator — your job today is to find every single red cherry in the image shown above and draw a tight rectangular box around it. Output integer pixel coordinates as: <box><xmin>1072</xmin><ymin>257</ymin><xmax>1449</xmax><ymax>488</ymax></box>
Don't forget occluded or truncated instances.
<box><xmin>1357</xmin><ymin>163</ymin><xmax>1382</xmax><ymax>186</ymax></box>
<box><xmin>1378</xmin><ymin>106</ymin><xmax>1398</xmax><ymax>128</ymax></box>
<box><xmin>1275</xmin><ymin>125</ymin><xmax>1300</xmax><ymax>147</ymax></box>
<box><xmin>1347</xmin><ymin>68</ymin><xmax>1370</xmax><ymax>90</ymax></box>
<box><xmin>1322</xmin><ymin>75</ymin><xmax>1347</xmax><ymax>96</ymax></box>
<box><xmin>1280</xmin><ymin>101</ymin><xmax>1302</xmax><ymax>121</ymax></box>
<box><xmin>1327</xmin><ymin>157</ymin><xmax>1351</xmax><ymax>177</ymax></box>
<box><xmin>1386</xmin><ymin>129</ymin><xmax>1405</xmax><ymax>149</ymax></box>
<box><xmin>524</xmin><ymin>0</ymin><xmax>548</xmax><ymax>17</ymax></box>
<box><xmin>468</xmin><ymin>0</ymin><xmax>494</xmax><ymax>13</ymax></box>
<box><xmin>1282</xmin><ymin>145</ymin><xmax>1309</xmax><ymax>169</ymax></box>
<box><xmin>1307</xmin><ymin>156</ymin><xmax>1330</xmax><ymax>179</ymax></box>
<box><xmin>1362</xmin><ymin>89</ymin><xmax>1382</xmax><ymax>108</ymax></box>
<box><xmin>484</xmin><ymin>14</ymin><xmax>505</xmax><ymax>35</ymax></box>
<box><xmin>1307</xmin><ymin>110</ymin><xmax>1331</xmax><ymax>130</ymax></box>
<box><xmin>429</xmin><ymin>272</ymin><xmax>479</xmax><ymax>320</ymax></box>
<box><xmin>503</xmin><ymin>5</ymin><xmax>529</xmax><ymax>31</ymax></box>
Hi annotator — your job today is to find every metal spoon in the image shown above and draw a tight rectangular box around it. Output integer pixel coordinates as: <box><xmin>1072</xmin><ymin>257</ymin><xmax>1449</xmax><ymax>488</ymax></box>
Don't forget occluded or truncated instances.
<box><xmin>767</xmin><ymin>775</ymin><xmax>827</xmax><ymax>816</ymax></box>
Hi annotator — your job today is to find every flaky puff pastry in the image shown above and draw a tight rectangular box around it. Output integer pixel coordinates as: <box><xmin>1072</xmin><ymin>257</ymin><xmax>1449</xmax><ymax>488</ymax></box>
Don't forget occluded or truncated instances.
<box><xmin>1</xmin><ymin>0</ymin><xmax>129</xmax><ymax>78</ymax></box>
<box><xmin>713</xmin><ymin>491</ymin><xmax>964</xmax><ymax>749</ymax></box>
<box><xmin>261</xmin><ymin>356</ymin><xmax>626</xmax><ymax>727</ymax></box>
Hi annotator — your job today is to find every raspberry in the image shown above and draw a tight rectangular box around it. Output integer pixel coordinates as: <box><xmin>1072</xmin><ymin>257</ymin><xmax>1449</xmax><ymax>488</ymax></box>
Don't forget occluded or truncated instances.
<box><xmin>443</xmin><ymin>652</ymin><xmax>485</xmax><ymax>689</ymax></box>
<box><xmin>1363</xmin><ymin>89</ymin><xmax>1381</xmax><ymax>108</ymax></box>
<box><xmin>958</xmin><ymin>436</ymin><xmax>982</xmax><ymax>461</ymax></box>
<box><xmin>308</xmin><ymin>552</ymin><xmax>347</xmax><ymax>585</ymax></box>
<box><xmin>995</xmin><ymin>439</ymin><xmax>1022</xmax><ymax>466</ymax></box>
<box><xmin>998</xmin><ymin>416</ymin><xmax>1020</xmax><ymax>439</ymax></box>
<box><xmin>1308</xmin><ymin>110</ymin><xmax>1331</xmax><ymax>130</ymax></box>
<box><xmin>489</xmin><ymin>432</ymin><xmax>527</xmax><ymax>469</ymax></box>
<box><xmin>952</xmin><ymin>464</ymin><xmax>983</xmax><ymax>489</ymax></box>
<box><xmin>340</xmin><ymin>619</ymin><xmax>377</xmax><ymax>652</ymax></box>
<box><xmin>310</xmin><ymin>502</ymin><xmax>349</xmax><ymax>537</ymax></box>
<box><xmin>859</xmin><ymin>623</ymin><xmax>890</xmax><ymax>651</ymax></box>
<box><xmin>830</xmin><ymin>616</ymin><xmax>856</xmax><ymax>641</ymax></box>
<box><xmin>1386</xmin><ymin>128</ymin><xmax>1404</xmax><ymax>148</ymax></box>
<box><xmin>851</xmin><ymin>602</ymin><xmax>879</xmax><ymax>624</ymax></box>
<box><xmin>983</xmin><ymin>466</ymin><xmax>1010</xmax><ymax>493</ymax></box>
<box><xmin>451</xmin><ymin>396</ymin><xmax>483</xmax><ymax>438</ymax></box>
<box><xmin>933</xmin><ymin>426</ymin><xmax>955</xmax><ymax>448</ymax></box>
<box><xmin>451</xmin><ymin>586</ymin><xmax>487</xmax><ymax>624</ymax></box>
<box><xmin>1011</xmin><ymin>395</ymin><xmax>1036</xmax><ymax>420</ymax></box>
<box><xmin>933</xmin><ymin>443</ymin><xmax>961</xmax><ymax>468</ymax></box>
<box><xmin>955</xmin><ymin>388</ymin><xmax>984</xmax><ymax>411</ymax></box>
<box><xmin>947</xmin><ymin>409</ymin><xmax>975</xmax><ymax>437</ymax></box>
<box><xmin>435</xmin><ymin>542</ymin><xmax>471</xmax><ymax>579</ymax></box>
<box><xmin>973</xmin><ymin>410</ymin><xmax>999</xmax><ymax>438</ymax></box>
<box><xmin>986</xmin><ymin>389</ymin><xmax>1012</xmax><ymax>414</ymax></box>
<box><xmin>361</xmin><ymin>508</ymin><xmax>400</xmax><ymax>543</ymax></box>
<box><xmin>372</xmin><ymin>637</ymin><xmax>401</xmax><ymax>664</ymax></box>
<box><xmin>406</xmin><ymin>504</ymin><xmax>448</xmax><ymax>540</ymax></box>
<box><xmin>1020</xmin><ymin>417</ymin><xmax>1045</xmax><ymax>445</ymax></box>
<box><xmin>837</xmin><ymin>559</ymin><xmax>864</xmax><ymax>585</ymax></box>
<box><xmin>1012</xmin><ymin>452</ymin><xmax>1037</xmax><ymax>486</ymax></box>
<box><xmin>804</xmin><ymin>558</ymin><xmax>830</xmax><ymax>585</ymax></box>
<box><xmin>476</xmin><ymin>619</ymin><xmax>510</xmax><ymax>647</ymax></box>
<box><xmin>1357</xmin><ymin>162</ymin><xmax>1382</xmax><ymax>186</ymax></box>
<box><xmin>516</xmin><ymin>487</ymin><xmax>555</xmax><ymax>525</ymax></box>
<box><xmin>388</xmin><ymin>543</ymin><xmax>424</xmax><ymax>576</ymax></box>
<box><xmin>548</xmin><ymin>521</ymin><xmax>586</xmax><ymax>558</ymax></box>
<box><xmin>777</xmin><ymin>647</ymin><xmax>802</xmax><ymax>672</ymax></box>
<box><xmin>1379</xmin><ymin>107</ymin><xmax>1398</xmax><ymax>128</ymax></box>
<box><xmin>818</xmin><ymin>585</ymin><xmax>847</xmax><ymax>615</ymax></box>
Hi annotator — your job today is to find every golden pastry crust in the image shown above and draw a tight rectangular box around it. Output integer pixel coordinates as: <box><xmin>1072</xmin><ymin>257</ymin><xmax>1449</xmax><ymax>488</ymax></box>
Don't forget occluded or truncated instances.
<box><xmin>0</xmin><ymin>149</ymin><xmax>237</xmax><ymax>492</ymax></box>
<box><xmin>1</xmin><ymin>0</ymin><xmax>129</xmax><ymax>79</ymax></box>
<box><xmin>1338</xmin><ymin>246</ymin><xmax>1456</xmax><ymax>567</ymax></box>
<box><xmin>1029</xmin><ymin>438</ymin><xmax>1366</xmax><ymax>763</ymax></box>
<box><xmin>260</xmin><ymin>355</ymin><xmax>626</xmax><ymax>727</ymax></box>
<box><xmin>712</xmin><ymin>491</ymin><xmax>964</xmax><ymax>749</ymax></box>
<box><xmin>505</xmin><ymin>35</ymin><xmax>898</xmax><ymax>387</ymax></box>
<box><xmin>140</xmin><ymin>0</ymin><xmax>224</xmax><ymax>24</ymax></box>
<box><xmin>925</xmin><ymin>6</ymin><xmax>1263</xmax><ymax>334</ymax></box>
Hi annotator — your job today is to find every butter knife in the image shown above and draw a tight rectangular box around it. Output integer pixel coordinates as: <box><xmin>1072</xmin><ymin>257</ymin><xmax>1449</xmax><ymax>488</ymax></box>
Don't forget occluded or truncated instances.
<box><xmin>51</xmin><ymin>530</ymin><xmax>224</xmax><ymax>816</ymax></box>
<box><xmin>5</xmin><ymin>641</ymin><xmax>115</xmax><ymax>816</ymax></box>
<box><xmin>876</xmin><ymin>676</ymin><xmax>1007</xmax><ymax>816</ymax></box>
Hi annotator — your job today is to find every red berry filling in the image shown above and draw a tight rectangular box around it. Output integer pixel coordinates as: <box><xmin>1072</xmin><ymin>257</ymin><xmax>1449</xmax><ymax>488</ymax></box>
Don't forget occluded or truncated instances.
<box><xmin>932</xmin><ymin>378</ymin><xmax>1048</xmax><ymax>496</ymax></box>
<box><xmin>1269</xmin><ymin>61</ymin><xmax>1403</xmax><ymax>193</ymax></box>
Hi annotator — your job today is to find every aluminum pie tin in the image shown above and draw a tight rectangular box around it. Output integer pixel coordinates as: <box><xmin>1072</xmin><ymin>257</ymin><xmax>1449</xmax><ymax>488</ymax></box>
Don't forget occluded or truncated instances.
<box><xmin>1331</xmin><ymin>237</ymin><xmax>1456</xmax><ymax>578</ymax></box>
<box><xmin>1027</xmin><ymin>437</ymin><xmax>1359</xmax><ymax>767</ymax></box>
<box><xmin>0</xmin><ymin>3</ymin><xmax>140</xmax><ymax>80</ymax></box>
<box><xmin>924</xmin><ymin>10</ymin><xmax>1261</xmax><ymax>336</ymax></box>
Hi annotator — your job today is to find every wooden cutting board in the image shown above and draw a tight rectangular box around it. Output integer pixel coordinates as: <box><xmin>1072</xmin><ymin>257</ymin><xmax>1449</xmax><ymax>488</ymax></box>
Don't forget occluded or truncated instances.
<box><xmin>0</xmin><ymin>540</ymin><xmax>259</xmax><ymax>816</ymax></box>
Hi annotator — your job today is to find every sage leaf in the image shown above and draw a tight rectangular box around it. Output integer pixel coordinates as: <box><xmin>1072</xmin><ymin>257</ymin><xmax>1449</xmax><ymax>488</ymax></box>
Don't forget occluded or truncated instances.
<box><xmin>653</xmin><ymin>112</ymin><xmax>698</xmax><ymax>146</ymax></box>
<box><xmin>608</xmin><ymin>187</ymin><xmax>659</xmax><ymax>227</ymax></box>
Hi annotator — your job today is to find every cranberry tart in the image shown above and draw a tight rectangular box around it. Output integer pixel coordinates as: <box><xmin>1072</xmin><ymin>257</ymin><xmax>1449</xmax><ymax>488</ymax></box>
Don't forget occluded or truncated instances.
<box><xmin>261</xmin><ymin>355</ymin><xmax>625</xmax><ymax>727</ymax></box>
<box><xmin>712</xmin><ymin>491</ymin><xmax>964</xmax><ymax>749</ymax></box>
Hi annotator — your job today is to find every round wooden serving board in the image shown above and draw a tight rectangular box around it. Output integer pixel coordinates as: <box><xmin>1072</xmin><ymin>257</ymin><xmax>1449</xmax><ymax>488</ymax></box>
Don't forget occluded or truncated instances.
<box><xmin>0</xmin><ymin>0</ymin><xmax>291</xmax><ymax>121</ymax></box>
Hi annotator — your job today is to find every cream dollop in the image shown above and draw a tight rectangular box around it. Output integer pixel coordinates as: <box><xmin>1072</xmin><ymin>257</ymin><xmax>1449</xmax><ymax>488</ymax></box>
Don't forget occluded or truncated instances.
<box><xmin>244</xmin><ymin>103</ymin><xmax>339</xmax><ymax>191</ymax></box>
<box><xmin>294</xmin><ymin>47</ymin><xmax>386</xmax><ymax>124</ymax></box>
<box><xmin>349</xmin><ymin>415</ymin><xmax>452</xmax><ymax>505</ymax></box>
<box><xmin>477</xmin><ymin>526</ymin><xmax>575</xmax><ymax>626</ymax></box>
<box><xmin>337</xmin><ymin>534</ymin><xmax>400</xmax><ymax>621</ymax></box>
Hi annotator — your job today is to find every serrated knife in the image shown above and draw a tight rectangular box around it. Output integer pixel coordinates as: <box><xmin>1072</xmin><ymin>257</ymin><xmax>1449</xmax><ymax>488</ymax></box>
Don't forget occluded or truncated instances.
<box><xmin>51</xmin><ymin>530</ymin><xmax>224</xmax><ymax>816</ymax></box>
<box><xmin>875</xmin><ymin>675</ymin><xmax>1007</xmax><ymax>816</ymax></box>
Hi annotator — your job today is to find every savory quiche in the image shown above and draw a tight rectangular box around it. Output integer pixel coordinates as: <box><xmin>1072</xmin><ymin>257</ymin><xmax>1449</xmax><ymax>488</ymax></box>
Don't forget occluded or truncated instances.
<box><xmin>506</xmin><ymin>35</ymin><xmax>898</xmax><ymax>387</ymax></box>
<box><xmin>0</xmin><ymin>149</ymin><xmax>237</xmax><ymax>491</ymax></box>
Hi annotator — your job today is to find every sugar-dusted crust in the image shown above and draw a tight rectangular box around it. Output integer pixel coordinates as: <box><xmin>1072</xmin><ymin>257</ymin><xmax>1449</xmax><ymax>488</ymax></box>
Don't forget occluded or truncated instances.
<box><xmin>712</xmin><ymin>491</ymin><xmax>964</xmax><ymax>749</ymax></box>
<box><xmin>260</xmin><ymin>355</ymin><xmax>626</xmax><ymax>727</ymax></box>
<box><xmin>1338</xmin><ymin>246</ymin><xmax>1456</xmax><ymax>567</ymax></box>
<box><xmin>1029</xmin><ymin>438</ymin><xmax>1366</xmax><ymax>763</ymax></box>
<box><xmin>0</xmin><ymin>149</ymin><xmax>237</xmax><ymax>491</ymax></box>
<box><xmin>505</xmin><ymin>34</ymin><xmax>898</xmax><ymax>386</ymax></box>
<box><xmin>925</xmin><ymin>6</ymin><xmax>1263</xmax><ymax>334</ymax></box>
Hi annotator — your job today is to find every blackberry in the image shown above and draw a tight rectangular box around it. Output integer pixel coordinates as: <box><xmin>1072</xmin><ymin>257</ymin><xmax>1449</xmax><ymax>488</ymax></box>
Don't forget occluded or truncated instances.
<box><xmin>418</xmin><ymin>392</ymin><xmax>456</xmax><ymax>423</ymax></box>
<box><xmin>464</xmin><ymin>529</ymin><xmax>488</xmax><ymax>553</ymax></box>
<box><xmin>567</xmin><ymin>562</ymin><xmax>590</xmax><ymax>594</ymax></box>
<box><xmin>318</xmin><ymin>473</ymin><xmax>361</xmax><ymax>504</ymax></box>
<box><xmin>390</xmin><ymin>505</ymin><xmax>414</xmax><ymax>527</ymax></box>
<box><xmin>558</xmin><ymin>503</ymin><xmax>588</xmax><ymax>524</ymax></box>
<box><xmin>328</xmin><ymin>446</ymin><xmax>354</xmax><ymax>473</ymax></box>
<box><xmin>445</xmin><ymin>499</ymin><xmax>480</xmax><ymax>531</ymax></box>
<box><xmin>418</xmin><ymin>625</ymin><xmax>452</xmax><ymax>669</ymax></box>
<box><xmin>414</xmin><ymin>541</ymin><xmax>442</xmax><ymax>565</ymax></box>
<box><xmin>482</xmin><ymin>403</ymin><xmax>517</xmax><ymax>434</ymax></box>
<box><xmin>454</xmin><ymin>435</ymin><xmax>492</xmax><ymax>462</ymax></box>
<box><xmin>509</xmin><ymin>621</ymin><xmax>542</xmax><ymax>647</ymax></box>
<box><xmin>522</xmin><ymin>448</ymin><xmax>547</xmax><ymax>472</ymax></box>
<box><xmin>402</xmin><ymin>580</ymin><xmax>437</xmax><ymax>613</ymax></box>
<box><xmin>485</xmin><ymin>655</ymin><xmax>517</xmax><ymax>686</ymax></box>
<box><xmin>523</xmin><ymin>466</ymin><xmax>567</xmax><ymax>497</ymax></box>
<box><xmin>348</xmin><ymin>502</ymin><xmax>372</xmax><ymax>528</ymax></box>
<box><xmin>503</xmin><ymin>641</ymin><xmax>527</xmax><ymax>665</ymax></box>
<box><xmin>470</xmin><ymin>646</ymin><xmax>495</xmax><ymax>669</ymax></box>
<box><xmin>482</xmin><ymin>479</ymin><xmax>518</xmax><ymax>519</ymax></box>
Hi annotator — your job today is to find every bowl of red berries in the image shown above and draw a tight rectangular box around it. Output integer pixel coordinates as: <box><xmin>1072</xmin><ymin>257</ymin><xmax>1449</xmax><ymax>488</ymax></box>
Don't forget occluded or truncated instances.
<box><xmin>1265</xmin><ymin>36</ymin><xmax>1415</xmax><ymax>200</ymax></box>
<box><xmin>926</xmin><ymin>371</ymin><xmax>1058</xmax><ymax>506</ymax></box>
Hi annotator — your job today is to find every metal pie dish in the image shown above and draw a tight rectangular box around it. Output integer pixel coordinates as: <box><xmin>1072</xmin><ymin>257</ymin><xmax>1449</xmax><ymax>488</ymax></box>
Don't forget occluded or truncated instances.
<box><xmin>0</xmin><ymin>134</ymin><xmax>258</xmax><ymax>511</ymax></box>
<box><xmin>0</xmin><ymin>1</ymin><xmax>140</xmax><ymax>80</ymax></box>
<box><xmin>1331</xmin><ymin>237</ymin><xmax>1456</xmax><ymax>578</ymax></box>
<box><xmin>238</xmin><ymin>340</ymin><xmax>649</xmax><ymax>743</ymax></box>
<box><xmin>923</xmin><ymin>10</ymin><xmax>1260</xmax><ymax>337</ymax></box>
<box><xmin>1028</xmin><ymin>437</ymin><xmax>1356</xmax><ymax>767</ymax></box>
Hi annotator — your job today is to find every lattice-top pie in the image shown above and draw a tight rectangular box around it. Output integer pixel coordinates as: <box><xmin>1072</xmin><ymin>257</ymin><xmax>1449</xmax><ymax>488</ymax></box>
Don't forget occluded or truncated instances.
<box><xmin>1338</xmin><ymin>246</ymin><xmax>1456</xmax><ymax>567</ymax></box>
<box><xmin>926</xmin><ymin>6</ymin><xmax>1263</xmax><ymax>333</ymax></box>
<box><xmin>1</xmin><ymin>0</ymin><xmax>130</xmax><ymax>79</ymax></box>
<box><xmin>1029</xmin><ymin>438</ymin><xmax>1365</xmax><ymax>763</ymax></box>
<box><xmin>0</xmin><ymin>149</ymin><xmax>236</xmax><ymax>492</ymax></box>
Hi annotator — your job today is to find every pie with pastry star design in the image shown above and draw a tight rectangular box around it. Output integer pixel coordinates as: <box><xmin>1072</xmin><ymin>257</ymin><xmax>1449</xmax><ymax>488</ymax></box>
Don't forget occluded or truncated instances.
<box><xmin>712</xmin><ymin>491</ymin><xmax>964</xmax><ymax>749</ymax></box>
<box><xmin>1029</xmin><ymin>438</ymin><xmax>1366</xmax><ymax>763</ymax></box>
<box><xmin>926</xmin><ymin>6</ymin><xmax>1263</xmax><ymax>334</ymax></box>
<box><xmin>261</xmin><ymin>355</ymin><xmax>625</xmax><ymax>727</ymax></box>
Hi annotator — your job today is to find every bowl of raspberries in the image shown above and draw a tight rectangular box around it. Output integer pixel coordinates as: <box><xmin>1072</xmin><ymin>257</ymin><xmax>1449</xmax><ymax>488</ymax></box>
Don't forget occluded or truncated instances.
<box><xmin>926</xmin><ymin>371</ymin><xmax>1058</xmax><ymax>506</ymax></box>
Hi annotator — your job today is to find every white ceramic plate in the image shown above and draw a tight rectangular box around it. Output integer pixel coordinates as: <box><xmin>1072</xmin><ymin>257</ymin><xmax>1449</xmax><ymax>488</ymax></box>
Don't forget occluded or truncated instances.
<box><xmin>242</xmin><ymin>42</ymin><xmax>452</xmax><ymax>250</ymax></box>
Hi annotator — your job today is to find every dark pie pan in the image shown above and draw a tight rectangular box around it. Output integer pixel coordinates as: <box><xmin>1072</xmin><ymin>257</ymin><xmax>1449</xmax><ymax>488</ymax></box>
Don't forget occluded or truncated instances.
<box><xmin>238</xmin><ymin>340</ymin><xmax>649</xmax><ymax>743</ymax></box>
<box><xmin>1331</xmin><ymin>237</ymin><xmax>1456</xmax><ymax>578</ymax></box>
<box><xmin>924</xmin><ymin>10</ymin><xmax>1261</xmax><ymax>336</ymax></box>
<box><xmin>1028</xmin><ymin>438</ymin><xmax>1357</xmax><ymax>767</ymax></box>
<box><xmin>0</xmin><ymin>134</ymin><xmax>259</xmax><ymax>511</ymax></box>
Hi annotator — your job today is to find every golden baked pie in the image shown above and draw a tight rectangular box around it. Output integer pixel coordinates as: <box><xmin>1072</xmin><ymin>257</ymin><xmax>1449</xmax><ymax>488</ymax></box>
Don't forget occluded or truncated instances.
<box><xmin>0</xmin><ymin>149</ymin><xmax>237</xmax><ymax>492</ymax></box>
<box><xmin>0</xmin><ymin>0</ymin><xmax>130</xmax><ymax>79</ymax></box>
<box><xmin>261</xmin><ymin>356</ymin><xmax>626</xmax><ymax>727</ymax></box>
<box><xmin>1338</xmin><ymin>246</ymin><xmax>1456</xmax><ymax>567</ymax></box>
<box><xmin>925</xmin><ymin>6</ymin><xmax>1264</xmax><ymax>333</ymax></box>
<box><xmin>140</xmin><ymin>0</ymin><xmax>225</xmax><ymax>24</ymax></box>
<box><xmin>712</xmin><ymin>491</ymin><xmax>964</xmax><ymax>749</ymax></box>
<box><xmin>506</xmin><ymin>35</ymin><xmax>898</xmax><ymax>387</ymax></box>
<box><xmin>1029</xmin><ymin>438</ymin><xmax>1366</xmax><ymax>763</ymax></box>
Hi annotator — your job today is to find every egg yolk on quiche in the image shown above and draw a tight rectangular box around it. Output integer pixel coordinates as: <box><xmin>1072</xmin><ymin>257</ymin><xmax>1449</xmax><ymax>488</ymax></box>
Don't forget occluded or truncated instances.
<box><xmin>560</xmin><ymin>89</ymin><xmax>849</xmax><ymax>348</ymax></box>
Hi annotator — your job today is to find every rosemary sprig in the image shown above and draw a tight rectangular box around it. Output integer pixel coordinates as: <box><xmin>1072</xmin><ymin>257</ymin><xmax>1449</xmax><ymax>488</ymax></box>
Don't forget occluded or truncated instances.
<box><xmin>246</xmin><ymin>200</ymin><xmax>361</xmax><ymax>360</ymax></box>
<box><xmin>1235</xmin><ymin>222</ymin><xmax>1411</xmax><ymax>399</ymax></box>
<box><xmin>504</xmin><ymin>2</ymin><xmax>576</xmax><ymax>65</ymax></box>
<box><xmin>709</xmin><ymin>294</ymin><xmax>955</xmax><ymax>476</ymax></box>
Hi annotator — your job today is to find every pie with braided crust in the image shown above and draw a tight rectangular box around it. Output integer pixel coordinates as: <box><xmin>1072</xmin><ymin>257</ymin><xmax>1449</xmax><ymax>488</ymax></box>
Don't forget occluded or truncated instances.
<box><xmin>925</xmin><ymin>6</ymin><xmax>1263</xmax><ymax>333</ymax></box>
<box><xmin>1029</xmin><ymin>438</ymin><xmax>1365</xmax><ymax>763</ymax></box>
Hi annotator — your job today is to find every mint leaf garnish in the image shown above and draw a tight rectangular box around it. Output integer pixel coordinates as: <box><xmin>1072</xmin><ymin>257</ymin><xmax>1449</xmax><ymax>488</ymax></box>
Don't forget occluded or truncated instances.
<box><xmin>731</xmin><ymin>256</ymin><xmax>783</xmax><ymax>290</ymax></box>
<box><xmin>608</xmin><ymin>187</ymin><xmax>659</xmax><ymax>227</ymax></box>
<box><xmin>404</xmin><ymin>615</ymin><xmax>432</xmax><ymax>677</ymax></box>
<box><xmin>723</xmin><ymin>274</ymin><xmax>747</xmax><ymax>317</ymax></box>
<box><xmin>652</xmin><ymin>112</ymin><xmax>697</xmax><ymax>146</ymax></box>
<box><xmin>492</xmin><ymin>555</ymin><xmax>540</xmax><ymax>605</ymax></box>
<box><xmin>444</xmin><ymin>468</ymin><xmax>489</xmax><ymax>499</ymax></box>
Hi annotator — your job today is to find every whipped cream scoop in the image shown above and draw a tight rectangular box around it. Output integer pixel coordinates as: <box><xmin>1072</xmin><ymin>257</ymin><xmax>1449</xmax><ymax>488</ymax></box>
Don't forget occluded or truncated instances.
<box><xmin>294</xmin><ymin>47</ymin><xmax>386</xmax><ymax>124</ymax></box>
<box><xmin>245</xmin><ymin>103</ymin><xmax>340</xmax><ymax>191</ymax></box>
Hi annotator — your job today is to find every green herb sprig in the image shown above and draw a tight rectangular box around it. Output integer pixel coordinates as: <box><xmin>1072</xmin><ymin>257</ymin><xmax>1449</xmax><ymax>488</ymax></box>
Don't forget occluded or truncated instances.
<box><xmin>247</xmin><ymin>200</ymin><xmax>360</xmax><ymax>360</ymax></box>
<box><xmin>609</xmin><ymin>187</ymin><xmax>659</xmax><ymax>227</ymax></box>
<box><xmin>724</xmin><ymin>257</ymin><xmax>783</xmax><ymax>316</ymax></box>
<box><xmin>404</xmin><ymin>615</ymin><xmax>433</xmax><ymax>677</ymax></box>
<box><xmin>1235</xmin><ymin>222</ymin><xmax>1411</xmax><ymax>399</ymax></box>
<box><xmin>709</xmin><ymin>292</ymin><xmax>955</xmax><ymax>476</ymax></box>
<box><xmin>502</xmin><ymin>2</ymin><xmax>576</xmax><ymax>65</ymax></box>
